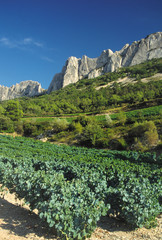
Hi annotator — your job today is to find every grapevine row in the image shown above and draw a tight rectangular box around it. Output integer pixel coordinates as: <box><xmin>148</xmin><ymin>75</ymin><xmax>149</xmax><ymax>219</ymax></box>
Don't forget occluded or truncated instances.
<box><xmin>0</xmin><ymin>135</ymin><xmax>161</xmax><ymax>239</ymax></box>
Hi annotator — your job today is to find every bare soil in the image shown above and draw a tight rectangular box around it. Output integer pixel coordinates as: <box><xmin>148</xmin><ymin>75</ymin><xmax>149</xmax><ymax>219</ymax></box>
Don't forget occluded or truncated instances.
<box><xmin>96</xmin><ymin>73</ymin><xmax>162</xmax><ymax>90</ymax></box>
<box><xmin>0</xmin><ymin>190</ymin><xmax>161</xmax><ymax>240</ymax></box>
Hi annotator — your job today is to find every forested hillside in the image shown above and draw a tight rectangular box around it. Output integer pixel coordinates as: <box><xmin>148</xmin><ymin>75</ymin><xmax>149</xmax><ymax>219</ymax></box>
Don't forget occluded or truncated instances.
<box><xmin>0</xmin><ymin>58</ymin><xmax>161</xmax><ymax>116</ymax></box>
<box><xmin>0</xmin><ymin>58</ymin><xmax>162</xmax><ymax>152</ymax></box>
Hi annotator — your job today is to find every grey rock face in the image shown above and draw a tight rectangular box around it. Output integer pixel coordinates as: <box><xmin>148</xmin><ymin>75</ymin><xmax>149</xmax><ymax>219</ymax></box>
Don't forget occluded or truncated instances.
<box><xmin>0</xmin><ymin>80</ymin><xmax>44</xmax><ymax>101</ymax></box>
<box><xmin>48</xmin><ymin>32</ymin><xmax>162</xmax><ymax>93</ymax></box>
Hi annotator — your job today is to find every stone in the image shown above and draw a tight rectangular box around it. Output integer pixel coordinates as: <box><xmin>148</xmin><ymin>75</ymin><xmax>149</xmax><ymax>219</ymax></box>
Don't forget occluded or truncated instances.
<box><xmin>0</xmin><ymin>80</ymin><xmax>44</xmax><ymax>101</ymax></box>
<box><xmin>48</xmin><ymin>32</ymin><xmax>162</xmax><ymax>93</ymax></box>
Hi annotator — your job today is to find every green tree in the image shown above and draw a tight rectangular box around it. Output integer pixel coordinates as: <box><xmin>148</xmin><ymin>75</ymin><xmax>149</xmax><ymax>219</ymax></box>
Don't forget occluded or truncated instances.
<box><xmin>5</xmin><ymin>100</ymin><xmax>23</xmax><ymax>121</ymax></box>
<box><xmin>26</xmin><ymin>104</ymin><xmax>41</xmax><ymax>116</ymax></box>
<box><xmin>110</xmin><ymin>94</ymin><xmax>122</xmax><ymax>106</ymax></box>
<box><xmin>14</xmin><ymin>120</ymin><xmax>24</xmax><ymax>134</ymax></box>
<box><xmin>0</xmin><ymin>105</ymin><xmax>5</xmax><ymax>115</ymax></box>
<box><xmin>0</xmin><ymin>116</ymin><xmax>14</xmax><ymax>132</ymax></box>
<box><xmin>134</xmin><ymin>91</ymin><xmax>144</xmax><ymax>103</ymax></box>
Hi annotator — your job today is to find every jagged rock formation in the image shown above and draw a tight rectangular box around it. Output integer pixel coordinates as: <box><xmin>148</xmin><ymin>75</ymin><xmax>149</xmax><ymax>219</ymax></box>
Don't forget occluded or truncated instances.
<box><xmin>0</xmin><ymin>80</ymin><xmax>44</xmax><ymax>101</ymax></box>
<box><xmin>48</xmin><ymin>32</ymin><xmax>162</xmax><ymax>93</ymax></box>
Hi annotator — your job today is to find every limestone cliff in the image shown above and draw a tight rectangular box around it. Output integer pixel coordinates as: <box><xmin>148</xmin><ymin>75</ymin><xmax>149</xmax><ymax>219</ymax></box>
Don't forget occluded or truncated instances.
<box><xmin>48</xmin><ymin>32</ymin><xmax>162</xmax><ymax>93</ymax></box>
<box><xmin>0</xmin><ymin>80</ymin><xmax>44</xmax><ymax>101</ymax></box>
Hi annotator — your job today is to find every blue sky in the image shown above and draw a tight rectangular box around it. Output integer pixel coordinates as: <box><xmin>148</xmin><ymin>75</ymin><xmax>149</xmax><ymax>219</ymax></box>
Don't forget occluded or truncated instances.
<box><xmin>0</xmin><ymin>0</ymin><xmax>161</xmax><ymax>90</ymax></box>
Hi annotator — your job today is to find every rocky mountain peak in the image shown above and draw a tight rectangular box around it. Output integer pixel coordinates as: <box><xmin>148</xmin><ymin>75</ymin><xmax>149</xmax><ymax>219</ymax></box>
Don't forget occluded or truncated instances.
<box><xmin>48</xmin><ymin>32</ymin><xmax>162</xmax><ymax>93</ymax></box>
<box><xmin>0</xmin><ymin>80</ymin><xmax>44</xmax><ymax>101</ymax></box>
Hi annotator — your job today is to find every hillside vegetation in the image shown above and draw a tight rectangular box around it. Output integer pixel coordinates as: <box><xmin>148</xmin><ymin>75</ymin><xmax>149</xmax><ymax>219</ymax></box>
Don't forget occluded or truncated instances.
<box><xmin>0</xmin><ymin>59</ymin><xmax>162</xmax><ymax>239</ymax></box>
<box><xmin>0</xmin><ymin>58</ymin><xmax>162</xmax><ymax>152</ymax></box>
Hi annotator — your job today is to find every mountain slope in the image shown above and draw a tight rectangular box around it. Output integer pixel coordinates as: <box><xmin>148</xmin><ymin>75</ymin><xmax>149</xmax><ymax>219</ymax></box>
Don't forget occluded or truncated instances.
<box><xmin>48</xmin><ymin>32</ymin><xmax>162</xmax><ymax>92</ymax></box>
<box><xmin>17</xmin><ymin>58</ymin><xmax>162</xmax><ymax>117</ymax></box>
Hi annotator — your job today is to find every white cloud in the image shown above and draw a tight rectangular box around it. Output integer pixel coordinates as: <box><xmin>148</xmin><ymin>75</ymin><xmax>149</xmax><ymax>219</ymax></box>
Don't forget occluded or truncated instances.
<box><xmin>34</xmin><ymin>41</ymin><xmax>44</xmax><ymax>48</ymax></box>
<box><xmin>0</xmin><ymin>37</ymin><xmax>54</xmax><ymax>63</ymax></box>
<box><xmin>41</xmin><ymin>56</ymin><xmax>54</xmax><ymax>63</ymax></box>
<box><xmin>23</xmin><ymin>38</ymin><xmax>43</xmax><ymax>47</ymax></box>
<box><xmin>0</xmin><ymin>37</ymin><xmax>44</xmax><ymax>49</ymax></box>
<box><xmin>23</xmin><ymin>38</ymin><xmax>33</xmax><ymax>44</ymax></box>
<box><xmin>0</xmin><ymin>37</ymin><xmax>17</xmax><ymax>48</ymax></box>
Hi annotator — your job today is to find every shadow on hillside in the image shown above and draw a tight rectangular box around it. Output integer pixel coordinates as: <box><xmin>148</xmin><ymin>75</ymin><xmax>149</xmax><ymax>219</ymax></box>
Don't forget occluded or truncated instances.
<box><xmin>0</xmin><ymin>197</ymin><xmax>58</xmax><ymax>239</ymax></box>
<box><xmin>98</xmin><ymin>215</ymin><xmax>134</xmax><ymax>233</ymax></box>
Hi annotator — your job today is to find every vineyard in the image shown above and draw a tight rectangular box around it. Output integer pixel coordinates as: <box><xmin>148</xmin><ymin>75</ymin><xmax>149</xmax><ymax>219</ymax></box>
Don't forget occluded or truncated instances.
<box><xmin>0</xmin><ymin>135</ymin><xmax>161</xmax><ymax>239</ymax></box>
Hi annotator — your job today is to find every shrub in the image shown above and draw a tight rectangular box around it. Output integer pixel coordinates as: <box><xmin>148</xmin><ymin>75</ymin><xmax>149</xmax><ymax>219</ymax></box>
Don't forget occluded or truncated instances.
<box><xmin>23</xmin><ymin>120</ymin><xmax>38</xmax><ymax>137</ymax></box>
<box><xmin>133</xmin><ymin>138</ymin><xmax>147</xmax><ymax>152</ymax></box>
<box><xmin>51</xmin><ymin>118</ymin><xmax>69</xmax><ymax>133</ymax></box>
<box><xmin>14</xmin><ymin>120</ymin><xmax>24</xmax><ymax>134</ymax></box>
<box><xmin>129</xmin><ymin>121</ymin><xmax>159</xmax><ymax>151</ymax></box>
<box><xmin>37</xmin><ymin>120</ymin><xmax>54</xmax><ymax>131</ymax></box>
<box><xmin>117</xmin><ymin>111</ymin><xmax>127</xmax><ymax>126</ymax></box>
<box><xmin>74</xmin><ymin>116</ymin><xmax>96</xmax><ymax>127</ymax></box>
<box><xmin>96</xmin><ymin>138</ymin><xmax>110</xmax><ymax>148</ymax></box>
<box><xmin>144</xmin><ymin>129</ymin><xmax>159</xmax><ymax>147</ymax></box>
<box><xmin>73</xmin><ymin>122</ymin><xmax>83</xmax><ymax>134</ymax></box>
<box><xmin>81</xmin><ymin>123</ymin><xmax>104</xmax><ymax>146</ymax></box>
<box><xmin>108</xmin><ymin>138</ymin><xmax>127</xmax><ymax>150</ymax></box>
<box><xmin>105</xmin><ymin>114</ymin><xmax>113</xmax><ymax>127</ymax></box>
<box><xmin>0</xmin><ymin>116</ymin><xmax>14</xmax><ymax>132</ymax></box>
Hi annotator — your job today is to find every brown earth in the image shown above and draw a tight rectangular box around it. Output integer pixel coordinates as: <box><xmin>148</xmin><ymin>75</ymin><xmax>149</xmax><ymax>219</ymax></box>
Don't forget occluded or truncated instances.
<box><xmin>0</xmin><ymin>190</ymin><xmax>161</xmax><ymax>240</ymax></box>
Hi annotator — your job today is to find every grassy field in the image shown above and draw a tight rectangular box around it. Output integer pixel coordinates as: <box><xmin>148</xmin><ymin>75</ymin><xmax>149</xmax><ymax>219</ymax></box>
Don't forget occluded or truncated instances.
<box><xmin>22</xmin><ymin>104</ymin><xmax>162</xmax><ymax>123</ymax></box>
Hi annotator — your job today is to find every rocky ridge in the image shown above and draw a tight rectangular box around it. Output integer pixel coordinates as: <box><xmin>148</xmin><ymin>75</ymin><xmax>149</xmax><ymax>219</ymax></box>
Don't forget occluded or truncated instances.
<box><xmin>0</xmin><ymin>80</ymin><xmax>44</xmax><ymax>101</ymax></box>
<box><xmin>48</xmin><ymin>32</ymin><xmax>162</xmax><ymax>92</ymax></box>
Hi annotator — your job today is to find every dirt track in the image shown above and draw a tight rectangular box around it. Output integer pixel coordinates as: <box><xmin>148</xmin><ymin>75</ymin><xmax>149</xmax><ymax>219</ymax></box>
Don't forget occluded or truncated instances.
<box><xmin>0</xmin><ymin>191</ymin><xmax>161</xmax><ymax>240</ymax></box>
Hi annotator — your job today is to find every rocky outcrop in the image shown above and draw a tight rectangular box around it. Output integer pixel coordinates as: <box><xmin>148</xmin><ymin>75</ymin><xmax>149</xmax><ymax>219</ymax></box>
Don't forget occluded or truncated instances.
<box><xmin>0</xmin><ymin>80</ymin><xmax>44</xmax><ymax>101</ymax></box>
<box><xmin>48</xmin><ymin>32</ymin><xmax>162</xmax><ymax>93</ymax></box>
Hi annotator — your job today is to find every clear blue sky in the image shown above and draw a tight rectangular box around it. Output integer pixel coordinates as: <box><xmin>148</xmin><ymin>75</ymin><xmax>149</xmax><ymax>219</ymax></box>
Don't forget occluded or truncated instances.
<box><xmin>0</xmin><ymin>0</ymin><xmax>161</xmax><ymax>89</ymax></box>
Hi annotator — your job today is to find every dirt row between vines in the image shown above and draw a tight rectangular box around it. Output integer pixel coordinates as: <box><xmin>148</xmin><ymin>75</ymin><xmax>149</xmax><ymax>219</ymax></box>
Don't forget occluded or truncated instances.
<box><xmin>0</xmin><ymin>190</ymin><xmax>161</xmax><ymax>240</ymax></box>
